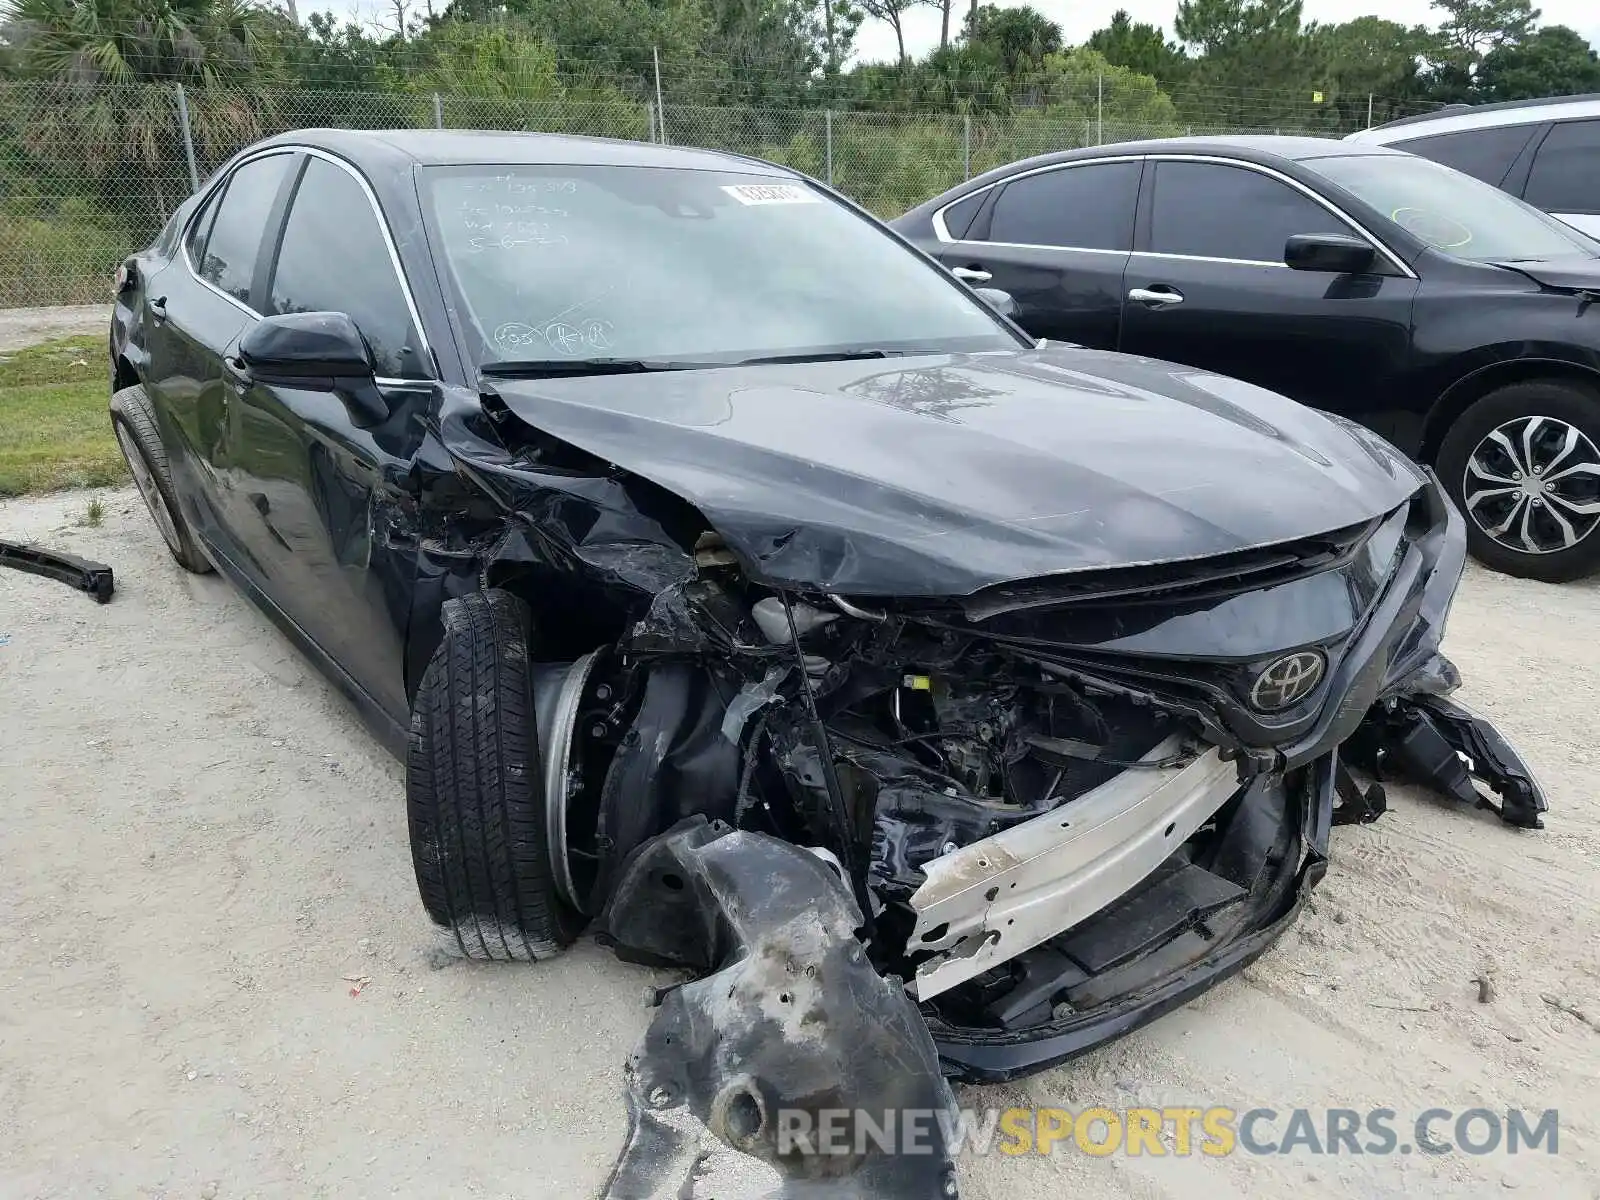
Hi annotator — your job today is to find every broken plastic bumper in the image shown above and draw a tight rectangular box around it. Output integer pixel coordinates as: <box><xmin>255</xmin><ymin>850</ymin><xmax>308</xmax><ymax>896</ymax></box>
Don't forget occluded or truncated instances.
<box><xmin>0</xmin><ymin>539</ymin><xmax>114</xmax><ymax>603</ymax></box>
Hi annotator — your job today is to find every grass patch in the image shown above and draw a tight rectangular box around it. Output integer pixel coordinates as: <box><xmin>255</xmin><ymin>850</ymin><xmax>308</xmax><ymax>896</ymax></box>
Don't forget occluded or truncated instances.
<box><xmin>0</xmin><ymin>337</ymin><xmax>123</xmax><ymax>497</ymax></box>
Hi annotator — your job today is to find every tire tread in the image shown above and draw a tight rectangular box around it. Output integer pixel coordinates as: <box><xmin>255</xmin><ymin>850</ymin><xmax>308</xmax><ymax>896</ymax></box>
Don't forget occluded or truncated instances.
<box><xmin>406</xmin><ymin>589</ymin><xmax>580</xmax><ymax>961</ymax></box>
<box><xmin>109</xmin><ymin>383</ymin><xmax>212</xmax><ymax>574</ymax></box>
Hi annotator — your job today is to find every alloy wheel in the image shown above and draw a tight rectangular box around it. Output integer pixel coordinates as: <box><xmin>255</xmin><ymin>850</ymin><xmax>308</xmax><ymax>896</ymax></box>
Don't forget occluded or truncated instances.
<box><xmin>1462</xmin><ymin>415</ymin><xmax>1600</xmax><ymax>556</ymax></box>
<box><xmin>114</xmin><ymin>422</ymin><xmax>184</xmax><ymax>557</ymax></box>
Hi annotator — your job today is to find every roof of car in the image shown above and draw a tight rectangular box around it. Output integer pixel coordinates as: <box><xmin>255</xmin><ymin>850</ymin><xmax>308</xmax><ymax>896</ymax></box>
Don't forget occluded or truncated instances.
<box><xmin>912</xmin><ymin>135</ymin><xmax>1408</xmax><ymax>204</ymax></box>
<box><xmin>253</xmin><ymin>127</ymin><xmax>795</xmax><ymax>176</ymax></box>
<box><xmin>1065</xmin><ymin>134</ymin><xmax>1412</xmax><ymax>162</ymax></box>
<box><xmin>1348</xmin><ymin>94</ymin><xmax>1600</xmax><ymax>143</ymax></box>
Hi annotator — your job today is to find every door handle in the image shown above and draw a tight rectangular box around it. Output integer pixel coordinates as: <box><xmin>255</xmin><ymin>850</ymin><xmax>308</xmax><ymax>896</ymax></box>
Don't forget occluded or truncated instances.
<box><xmin>952</xmin><ymin>266</ymin><xmax>993</xmax><ymax>283</ymax></box>
<box><xmin>223</xmin><ymin>355</ymin><xmax>252</xmax><ymax>392</ymax></box>
<box><xmin>148</xmin><ymin>296</ymin><xmax>168</xmax><ymax>323</ymax></box>
<box><xmin>1128</xmin><ymin>286</ymin><xmax>1184</xmax><ymax>308</ymax></box>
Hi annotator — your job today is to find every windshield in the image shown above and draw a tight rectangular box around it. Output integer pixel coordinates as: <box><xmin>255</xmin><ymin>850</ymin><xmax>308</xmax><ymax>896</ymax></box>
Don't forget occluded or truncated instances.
<box><xmin>1306</xmin><ymin>153</ymin><xmax>1597</xmax><ymax>262</ymax></box>
<box><xmin>421</xmin><ymin>165</ymin><xmax>1021</xmax><ymax>369</ymax></box>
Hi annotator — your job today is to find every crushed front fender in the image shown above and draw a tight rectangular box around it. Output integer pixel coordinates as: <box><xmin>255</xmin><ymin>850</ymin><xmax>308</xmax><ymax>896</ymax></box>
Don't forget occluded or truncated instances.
<box><xmin>595</xmin><ymin>818</ymin><xmax>960</xmax><ymax>1200</ymax></box>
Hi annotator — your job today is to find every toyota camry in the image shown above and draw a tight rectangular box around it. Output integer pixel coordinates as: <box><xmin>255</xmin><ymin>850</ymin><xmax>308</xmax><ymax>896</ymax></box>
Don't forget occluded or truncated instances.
<box><xmin>107</xmin><ymin>129</ymin><xmax>1545</xmax><ymax>1195</ymax></box>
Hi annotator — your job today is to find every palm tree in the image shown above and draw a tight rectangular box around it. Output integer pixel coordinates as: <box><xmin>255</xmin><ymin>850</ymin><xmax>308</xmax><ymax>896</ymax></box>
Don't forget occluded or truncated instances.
<box><xmin>2</xmin><ymin>0</ymin><xmax>288</xmax><ymax>192</ymax></box>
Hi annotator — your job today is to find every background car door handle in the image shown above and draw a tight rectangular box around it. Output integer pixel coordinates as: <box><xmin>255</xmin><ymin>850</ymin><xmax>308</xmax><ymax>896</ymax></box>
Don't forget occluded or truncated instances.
<box><xmin>148</xmin><ymin>297</ymin><xmax>168</xmax><ymax>323</ymax></box>
<box><xmin>1128</xmin><ymin>286</ymin><xmax>1184</xmax><ymax>308</ymax></box>
<box><xmin>952</xmin><ymin>266</ymin><xmax>993</xmax><ymax>283</ymax></box>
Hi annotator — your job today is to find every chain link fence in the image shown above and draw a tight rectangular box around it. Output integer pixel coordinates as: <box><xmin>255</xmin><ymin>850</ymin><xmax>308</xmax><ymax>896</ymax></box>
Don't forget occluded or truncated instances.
<box><xmin>1</xmin><ymin>78</ymin><xmax>1324</xmax><ymax>307</ymax></box>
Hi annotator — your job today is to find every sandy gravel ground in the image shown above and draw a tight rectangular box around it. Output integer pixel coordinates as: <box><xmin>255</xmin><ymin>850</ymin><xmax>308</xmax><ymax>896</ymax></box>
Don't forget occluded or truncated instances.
<box><xmin>0</xmin><ymin>305</ymin><xmax>110</xmax><ymax>353</ymax></box>
<box><xmin>3</xmin><ymin>487</ymin><xmax>1598</xmax><ymax>1200</ymax></box>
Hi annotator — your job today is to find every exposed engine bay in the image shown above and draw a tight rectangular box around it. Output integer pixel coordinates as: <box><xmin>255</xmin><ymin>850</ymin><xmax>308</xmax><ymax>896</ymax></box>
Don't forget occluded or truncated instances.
<box><xmin>545</xmin><ymin>581</ymin><xmax>1238</xmax><ymax>1025</ymax></box>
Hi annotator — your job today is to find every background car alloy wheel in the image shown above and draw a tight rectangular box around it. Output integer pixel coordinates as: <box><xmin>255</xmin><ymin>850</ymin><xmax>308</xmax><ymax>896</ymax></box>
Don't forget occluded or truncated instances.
<box><xmin>1462</xmin><ymin>415</ymin><xmax>1600</xmax><ymax>556</ymax></box>
<box><xmin>1437</xmin><ymin>380</ymin><xmax>1600</xmax><ymax>583</ymax></box>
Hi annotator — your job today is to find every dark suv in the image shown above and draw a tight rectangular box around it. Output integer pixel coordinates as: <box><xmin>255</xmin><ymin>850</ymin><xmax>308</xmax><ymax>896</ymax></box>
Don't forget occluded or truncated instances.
<box><xmin>893</xmin><ymin>135</ymin><xmax>1600</xmax><ymax>582</ymax></box>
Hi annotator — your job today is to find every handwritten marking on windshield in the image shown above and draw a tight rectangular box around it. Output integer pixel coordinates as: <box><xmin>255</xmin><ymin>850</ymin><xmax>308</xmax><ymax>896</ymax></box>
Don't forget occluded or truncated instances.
<box><xmin>492</xmin><ymin>318</ymin><xmax>615</xmax><ymax>356</ymax></box>
<box><xmin>470</xmin><ymin>177</ymin><xmax>578</xmax><ymax>195</ymax></box>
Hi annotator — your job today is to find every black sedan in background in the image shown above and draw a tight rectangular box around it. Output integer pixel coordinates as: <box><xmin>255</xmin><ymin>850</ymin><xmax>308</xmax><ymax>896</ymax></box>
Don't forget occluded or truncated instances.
<box><xmin>894</xmin><ymin>136</ymin><xmax>1600</xmax><ymax>582</ymax></box>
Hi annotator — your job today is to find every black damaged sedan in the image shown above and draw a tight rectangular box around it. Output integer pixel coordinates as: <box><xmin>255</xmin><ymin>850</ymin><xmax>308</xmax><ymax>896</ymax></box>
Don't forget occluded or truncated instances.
<box><xmin>110</xmin><ymin>130</ymin><xmax>1543</xmax><ymax>1133</ymax></box>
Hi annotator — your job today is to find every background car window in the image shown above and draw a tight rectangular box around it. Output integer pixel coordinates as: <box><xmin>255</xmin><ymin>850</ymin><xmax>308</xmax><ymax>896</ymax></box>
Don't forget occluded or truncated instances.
<box><xmin>1149</xmin><ymin>161</ymin><xmax>1353</xmax><ymax>263</ymax></box>
<box><xmin>984</xmin><ymin>163</ymin><xmax>1140</xmax><ymax>250</ymax></box>
<box><xmin>197</xmin><ymin>154</ymin><xmax>294</xmax><ymax>306</ymax></box>
<box><xmin>1309</xmin><ymin>152</ymin><xmax>1594</xmax><ymax>262</ymax></box>
<box><xmin>939</xmin><ymin>190</ymin><xmax>987</xmax><ymax>239</ymax></box>
<box><xmin>1524</xmin><ymin>120</ymin><xmax>1600</xmax><ymax>214</ymax></box>
<box><xmin>1393</xmin><ymin>125</ymin><xmax>1539</xmax><ymax>186</ymax></box>
<box><xmin>269</xmin><ymin>157</ymin><xmax>426</xmax><ymax>378</ymax></box>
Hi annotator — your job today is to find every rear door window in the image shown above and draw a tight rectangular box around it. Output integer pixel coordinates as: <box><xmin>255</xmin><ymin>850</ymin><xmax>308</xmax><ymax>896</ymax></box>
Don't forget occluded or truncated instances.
<box><xmin>196</xmin><ymin>153</ymin><xmax>296</xmax><ymax>307</ymax></box>
<box><xmin>184</xmin><ymin>189</ymin><xmax>222</xmax><ymax>266</ymax></box>
<box><xmin>1525</xmin><ymin>119</ymin><xmax>1600</xmax><ymax>214</ymax></box>
<box><xmin>1392</xmin><ymin>125</ymin><xmax>1540</xmax><ymax>187</ymax></box>
<box><xmin>984</xmin><ymin>162</ymin><xmax>1140</xmax><ymax>250</ymax></box>
<box><xmin>938</xmin><ymin>190</ymin><xmax>988</xmax><ymax>239</ymax></box>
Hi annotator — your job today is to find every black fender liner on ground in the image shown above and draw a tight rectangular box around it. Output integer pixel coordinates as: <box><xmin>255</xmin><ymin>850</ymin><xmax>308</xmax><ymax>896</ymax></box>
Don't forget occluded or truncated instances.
<box><xmin>596</xmin><ymin>818</ymin><xmax>960</xmax><ymax>1200</ymax></box>
<box><xmin>0</xmin><ymin>540</ymin><xmax>114</xmax><ymax>603</ymax></box>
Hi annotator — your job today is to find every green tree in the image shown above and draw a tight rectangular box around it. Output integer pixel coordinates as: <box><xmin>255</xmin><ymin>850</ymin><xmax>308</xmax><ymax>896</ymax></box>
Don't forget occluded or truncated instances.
<box><xmin>291</xmin><ymin>10</ymin><xmax>406</xmax><ymax>90</ymax></box>
<box><xmin>1476</xmin><ymin>23</ymin><xmax>1600</xmax><ymax>99</ymax></box>
<box><xmin>1172</xmin><ymin>0</ymin><xmax>1315</xmax><ymax>127</ymax></box>
<box><xmin>1087</xmin><ymin>9</ymin><xmax>1187</xmax><ymax>84</ymax></box>
<box><xmin>1305</xmin><ymin>16</ymin><xmax>1433</xmax><ymax>128</ymax></box>
<box><xmin>409</xmin><ymin>20</ymin><xmax>647</xmax><ymax>135</ymax></box>
<box><xmin>1431</xmin><ymin>0</ymin><xmax>1539</xmax><ymax>63</ymax></box>
<box><xmin>2</xmin><ymin>0</ymin><xmax>286</xmax><ymax>85</ymax></box>
<box><xmin>1418</xmin><ymin>0</ymin><xmax>1540</xmax><ymax>101</ymax></box>
<box><xmin>966</xmin><ymin>4</ymin><xmax>1060</xmax><ymax>78</ymax></box>
<box><xmin>0</xmin><ymin>0</ymin><xmax>288</xmax><ymax>181</ymax></box>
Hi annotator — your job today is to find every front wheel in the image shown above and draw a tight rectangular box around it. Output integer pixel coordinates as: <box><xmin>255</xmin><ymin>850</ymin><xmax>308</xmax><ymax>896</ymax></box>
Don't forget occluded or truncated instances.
<box><xmin>1436</xmin><ymin>379</ymin><xmax>1600</xmax><ymax>583</ymax></box>
<box><xmin>406</xmin><ymin>588</ymin><xmax>587</xmax><ymax>961</ymax></box>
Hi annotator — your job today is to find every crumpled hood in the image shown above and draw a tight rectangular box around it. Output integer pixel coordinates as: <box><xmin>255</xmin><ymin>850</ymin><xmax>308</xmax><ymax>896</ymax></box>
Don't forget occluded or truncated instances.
<box><xmin>487</xmin><ymin>348</ymin><xmax>1424</xmax><ymax>596</ymax></box>
<box><xmin>1491</xmin><ymin>255</ymin><xmax>1600</xmax><ymax>292</ymax></box>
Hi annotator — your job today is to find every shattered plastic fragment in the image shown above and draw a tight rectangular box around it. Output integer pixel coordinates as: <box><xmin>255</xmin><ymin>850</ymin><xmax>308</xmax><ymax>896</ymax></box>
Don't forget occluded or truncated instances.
<box><xmin>721</xmin><ymin>665</ymin><xmax>793</xmax><ymax>745</ymax></box>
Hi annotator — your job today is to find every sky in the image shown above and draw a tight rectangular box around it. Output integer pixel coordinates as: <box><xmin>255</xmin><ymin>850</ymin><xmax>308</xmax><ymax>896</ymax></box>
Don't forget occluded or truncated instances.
<box><xmin>850</xmin><ymin>0</ymin><xmax>1600</xmax><ymax>67</ymax></box>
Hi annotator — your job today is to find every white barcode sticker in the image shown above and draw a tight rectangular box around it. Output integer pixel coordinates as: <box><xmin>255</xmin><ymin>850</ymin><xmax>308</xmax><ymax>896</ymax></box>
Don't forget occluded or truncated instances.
<box><xmin>721</xmin><ymin>183</ymin><xmax>820</xmax><ymax>206</ymax></box>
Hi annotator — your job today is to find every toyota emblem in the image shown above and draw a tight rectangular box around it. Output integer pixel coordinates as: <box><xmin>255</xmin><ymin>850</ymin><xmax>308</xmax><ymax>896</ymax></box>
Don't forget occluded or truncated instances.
<box><xmin>1249</xmin><ymin>651</ymin><xmax>1326</xmax><ymax>712</ymax></box>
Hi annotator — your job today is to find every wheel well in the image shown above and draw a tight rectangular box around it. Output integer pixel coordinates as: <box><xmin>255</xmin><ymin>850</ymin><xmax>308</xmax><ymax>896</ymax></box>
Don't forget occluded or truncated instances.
<box><xmin>113</xmin><ymin>355</ymin><xmax>140</xmax><ymax>393</ymax></box>
<box><xmin>1421</xmin><ymin>360</ymin><xmax>1600</xmax><ymax>464</ymax></box>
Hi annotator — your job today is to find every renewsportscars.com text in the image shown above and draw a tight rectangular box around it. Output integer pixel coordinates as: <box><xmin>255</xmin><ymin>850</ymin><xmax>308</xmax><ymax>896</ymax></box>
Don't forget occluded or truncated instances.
<box><xmin>775</xmin><ymin>1106</ymin><xmax>1560</xmax><ymax>1158</ymax></box>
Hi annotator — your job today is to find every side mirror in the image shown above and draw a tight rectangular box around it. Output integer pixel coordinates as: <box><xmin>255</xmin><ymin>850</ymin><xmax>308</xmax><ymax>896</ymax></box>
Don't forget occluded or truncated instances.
<box><xmin>238</xmin><ymin>311</ymin><xmax>375</xmax><ymax>381</ymax></box>
<box><xmin>1285</xmin><ymin>233</ymin><xmax>1378</xmax><ymax>274</ymax></box>
<box><xmin>235</xmin><ymin>311</ymin><xmax>388</xmax><ymax>425</ymax></box>
<box><xmin>973</xmin><ymin>287</ymin><xmax>1017</xmax><ymax>317</ymax></box>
